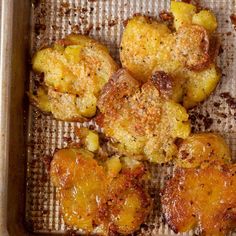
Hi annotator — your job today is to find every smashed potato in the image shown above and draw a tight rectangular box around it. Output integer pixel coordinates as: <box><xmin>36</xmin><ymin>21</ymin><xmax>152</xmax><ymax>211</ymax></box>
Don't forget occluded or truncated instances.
<box><xmin>31</xmin><ymin>34</ymin><xmax>118</xmax><ymax>120</ymax></box>
<box><xmin>97</xmin><ymin>69</ymin><xmax>190</xmax><ymax>163</ymax></box>
<box><xmin>162</xmin><ymin>164</ymin><xmax>236</xmax><ymax>235</ymax></box>
<box><xmin>50</xmin><ymin>147</ymin><xmax>151</xmax><ymax>235</ymax></box>
<box><xmin>120</xmin><ymin>1</ymin><xmax>220</xmax><ymax>108</ymax></box>
<box><xmin>108</xmin><ymin>169</ymin><xmax>151</xmax><ymax>234</ymax></box>
<box><xmin>175</xmin><ymin>133</ymin><xmax>231</xmax><ymax>168</ymax></box>
<box><xmin>51</xmin><ymin>148</ymin><xmax>108</xmax><ymax>232</ymax></box>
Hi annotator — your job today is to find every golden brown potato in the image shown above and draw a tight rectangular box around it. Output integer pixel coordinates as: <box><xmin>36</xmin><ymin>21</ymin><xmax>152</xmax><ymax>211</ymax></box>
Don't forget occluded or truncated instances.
<box><xmin>97</xmin><ymin>69</ymin><xmax>190</xmax><ymax>163</ymax></box>
<box><xmin>175</xmin><ymin>133</ymin><xmax>231</xmax><ymax>168</ymax></box>
<box><xmin>31</xmin><ymin>34</ymin><xmax>118</xmax><ymax>120</ymax></box>
<box><xmin>120</xmin><ymin>3</ymin><xmax>220</xmax><ymax>108</ymax></box>
<box><xmin>51</xmin><ymin>148</ymin><xmax>108</xmax><ymax>232</ymax></box>
<box><xmin>170</xmin><ymin>1</ymin><xmax>197</xmax><ymax>30</ymax></box>
<box><xmin>30</xmin><ymin>87</ymin><xmax>97</xmax><ymax>121</ymax></box>
<box><xmin>173</xmin><ymin>24</ymin><xmax>210</xmax><ymax>71</ymax></box>
<box><xmin>171</xmin><ymin>1</ymin><xmax>217</xmax><ymax>33</ymax></box>
<box><xmin>181</xmin><ymin>64</ymin><xmax>220</xmax><ymax>108</ymax></box>
<box><xmin>192</xmin><ymin>10</ymin><xmax>218</xmax><ymax>33</ymax></box>
<box><xmin>50</xmin><ymin>147</ymin><xmax>151</xmax><ymax>235</ymax></box>
<box><xmin>48</xmin><ymin>88</ymin><xmax>97</xmax><ymax>121</ymax></box>
<box><xmin>162</xmin><ymin>164</ymin><xmax>236</xmax><ymax>235</ymax></box>
<box><xmin>120</xmin><ymin>16</ymin><xmax>172</xmax><ymax>83</ymax></box>
<box><xmin>108</xmin><ymin>168</ymin><xmax>151</xmax><ymax>234</ymax></box>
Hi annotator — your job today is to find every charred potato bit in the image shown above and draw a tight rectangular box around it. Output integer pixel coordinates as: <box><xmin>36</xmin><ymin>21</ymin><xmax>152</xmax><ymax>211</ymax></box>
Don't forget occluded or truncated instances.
<box><xmin>175</xmin><ymin>133</ymin><xmax>231</xmax><ymax>168</ymax></box>
<box><xmin>50</xmin><ymin>147</ymin><xmax>151</xmax><ymax>235</ymax></box>
<box><xmin>97</xmin><ymin>69</ymin><xmax>190</xmax><ymax>163</ymax></box>
<box><xmin>120</xmin><ymin>1</ymin><xmax>219</xmax><ymax>108</ymax></box>
<box><xmin>31</xmin><ymin>34</ymin><xmax>118</xmax><ymax>120</ymax></box>
<box><xmin>162</xmin><ymin>164</ymin><xmax>236</xmax><ymax>235</ymax></box>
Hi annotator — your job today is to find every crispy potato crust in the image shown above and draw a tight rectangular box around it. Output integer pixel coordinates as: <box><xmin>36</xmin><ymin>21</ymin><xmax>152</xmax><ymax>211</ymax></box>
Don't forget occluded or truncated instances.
<box><xmin>48</xmin><ymin>89</ymin><xmax>93</xmax><ymax>122</ymax></box>
<box><xmin>97</xmin><ymin>69</ymin><xmax>190</xmax><ymax>163</ymax></box>
<box><xmin>50</xmin><ymin>148</ymin><xmax>151</xmax><ymax>235</ymax></box>
<box><xmin>175</xmin><ymin>133</ymin><xmax>231</xmax><ymax>168</ymax></box>
<box><xmin>173</xmin><ymin>25</ymin><xmax>210</xmax><ymax>71</ymax></box>
<box><xmin>162</xmin><ymin>164</ymin><xmax>236</xmax><ymax>235</ymax></box>
<box><xmin>31</xmin><ymin>34</ymin><xmax>118</xmax><ymax>120</ymax></box>
<box><xmin>120</xmin><ymin>14</ymin><xmax>220</xmax><ymax>108</ymax></box>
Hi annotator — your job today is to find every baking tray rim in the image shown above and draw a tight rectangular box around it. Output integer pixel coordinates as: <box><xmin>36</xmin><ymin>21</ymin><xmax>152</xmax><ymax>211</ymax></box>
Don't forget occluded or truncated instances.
<box><xmin>0</xmin><ymin>0</ymin><xmax>14</xmax><ymax>235</ymax></box>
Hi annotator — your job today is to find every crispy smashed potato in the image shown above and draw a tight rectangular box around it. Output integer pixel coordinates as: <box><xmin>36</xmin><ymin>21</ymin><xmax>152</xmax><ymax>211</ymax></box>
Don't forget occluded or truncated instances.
<box><xmin>51</xmin><ymin>148</ymin><xmax>108</xmax><ymax>232</ymax></box>
<box><xmin>97</xmin><ymin>69</ymin><xmax>190</xmax><ymax>163</ymax></box>
<box><xmin>175</xmin><ymin>133</ymin><xmax>231</xmax><ymax>168</ymax></box>
<box><xmin>120</xmin><ymin>1</ymin><xmax>220</xmax><ymax>108</ymax></box>
<box><xmin>108</xmin><ymin>169</ymin><xmax>151</xmax><ymax>234</ymax></box>
<box><xmin>50</xmin><ymin>147</ymin><xmax>151</xmax><ymax>235</ymax></box>
<box><xmin>162</xmin><ymin>164</ymin><xmax>236</xmax><ymax>235</ymax></box>
<box><xmin>31</xmin><ymin>34</ymin><xmax>118</xmax><ymax>120</ymax></box>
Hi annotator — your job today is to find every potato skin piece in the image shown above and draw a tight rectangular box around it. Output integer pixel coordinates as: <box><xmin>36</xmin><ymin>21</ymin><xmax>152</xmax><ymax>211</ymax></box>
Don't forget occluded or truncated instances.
<box><xmin>31</xmin><ymin>34</ymin><xmax>118</xmax><ymax>120</ymax></box>
<box><xmin>162</xmin><ymin>164</ymin><xmax>236</xmax><ymax>235</ymax></box>
<box><xmin>50</xmin><ymin>147</ymin><xmax>151</xmax><ymax>235</ymax></box>
<box><xmin>120</xmin><ymin>15</ymin><xmax>220</xmax><ymax>108</ymax></box>
<box><xmin>175</xmin><ymin>133</ymin><xmax>231</xmax><ymax>168</ymax></box>
<box><xmin>97</xmin><ymin>69</ymin><xmax>190</xmax><ymax>163</ymax></box>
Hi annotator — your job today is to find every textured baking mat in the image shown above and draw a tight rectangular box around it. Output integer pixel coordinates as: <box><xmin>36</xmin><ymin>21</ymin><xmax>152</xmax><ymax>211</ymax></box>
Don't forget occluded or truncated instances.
<box><xmin>26</xmin><ymin>0</ymin><xmax>236</xmax><ymax>235</ymax></box>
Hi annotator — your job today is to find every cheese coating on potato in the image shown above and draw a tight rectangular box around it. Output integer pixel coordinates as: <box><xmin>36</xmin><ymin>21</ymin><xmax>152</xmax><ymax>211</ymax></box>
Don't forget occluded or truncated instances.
<box><xmin>175</xmin><ymin>133</ymin><xmax>231</xmax><ymax>168</ymax></box>
<box><xmin>162</xmin><ymin>164</ymin><xmax>236</xmax><ymax>235</ymax></box>
<box><xmin>97</xmin><ymin>69</ymin><xmax>190</xmax><ymax>163</ymax></box>
<box><xmin>50</xmin><ymin>148</ymin><xmax>151</xmax><ymax>235</ymax></box>
<box><xmin>31</xmin><ymin>34</ymin><xmax>118</xmax><ymax>120</ymax></box>
<box><xmin>120</xmin><ymin>2</ymin><xmax>220</xmax><ymax>108</ymax></box>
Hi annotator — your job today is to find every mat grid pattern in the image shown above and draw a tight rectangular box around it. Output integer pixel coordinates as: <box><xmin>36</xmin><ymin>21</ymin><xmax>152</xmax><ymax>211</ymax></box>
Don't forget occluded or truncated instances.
<box><xmin>26</xmin><ymin>0</ymin><xmax>236</xmax><ymax>235</ymax></box>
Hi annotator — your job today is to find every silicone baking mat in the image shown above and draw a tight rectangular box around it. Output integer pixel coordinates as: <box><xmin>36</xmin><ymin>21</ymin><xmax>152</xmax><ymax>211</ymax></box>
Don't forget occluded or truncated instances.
<box><xmin>25</xmin><ymin>0</ymin><xmax>236</xmax><ymax>234</ymax></box>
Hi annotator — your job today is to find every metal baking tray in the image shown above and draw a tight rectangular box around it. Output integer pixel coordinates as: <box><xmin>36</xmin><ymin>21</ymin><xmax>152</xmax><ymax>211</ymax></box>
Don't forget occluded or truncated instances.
<box><xmin>0</xmin><ymin>0</ymin><xmax>236</xmax><ymax>235</ymax></box>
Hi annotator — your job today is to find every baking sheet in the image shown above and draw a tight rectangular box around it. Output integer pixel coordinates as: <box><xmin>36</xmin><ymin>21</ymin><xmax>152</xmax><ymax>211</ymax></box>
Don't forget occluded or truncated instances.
<box><xmin>26</xmin><ymin>0</ymin><xmax>236</xmax><ymax>235</ymax></box>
